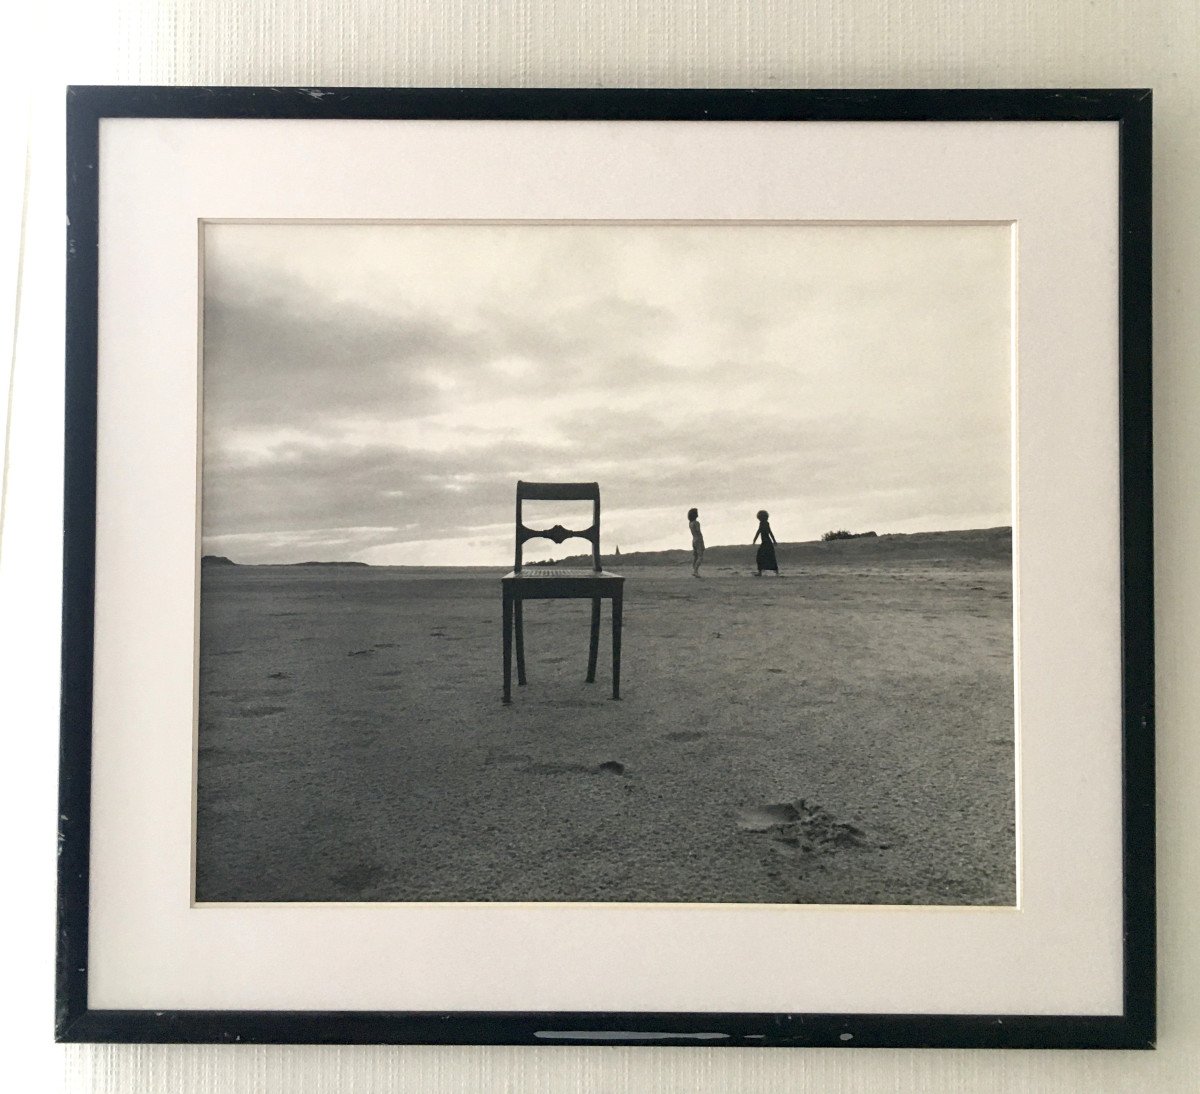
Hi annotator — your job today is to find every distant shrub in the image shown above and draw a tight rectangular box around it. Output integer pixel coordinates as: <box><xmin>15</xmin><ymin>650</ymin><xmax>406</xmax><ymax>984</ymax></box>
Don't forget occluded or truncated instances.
<box><xmin>822</xmin><ymin>530</ymin><xmax>878</xmax><ymax>541</ymax></box>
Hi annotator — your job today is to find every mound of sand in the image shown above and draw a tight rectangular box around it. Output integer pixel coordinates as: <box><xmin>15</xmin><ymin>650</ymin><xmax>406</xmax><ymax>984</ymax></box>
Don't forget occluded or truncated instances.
<box><xmin>563</xmin><ymin>527</ymin><xmax>1012</xmax><ymax>570</ymax></box>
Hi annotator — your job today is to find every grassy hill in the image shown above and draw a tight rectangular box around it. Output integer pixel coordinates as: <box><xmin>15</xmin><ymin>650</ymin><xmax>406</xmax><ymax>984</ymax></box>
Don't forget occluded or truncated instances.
<box><xmin>562</xmin><ymin>527</ymin><xmax>1012</xmax><ymax>569</ymax></box>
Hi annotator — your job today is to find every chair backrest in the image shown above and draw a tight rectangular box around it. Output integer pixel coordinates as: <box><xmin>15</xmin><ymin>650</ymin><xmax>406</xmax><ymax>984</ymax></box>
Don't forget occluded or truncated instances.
<box><xmin>514</xmin><ymin>481</ymin><xmax>602</xmax><ymax>572</ymax></box>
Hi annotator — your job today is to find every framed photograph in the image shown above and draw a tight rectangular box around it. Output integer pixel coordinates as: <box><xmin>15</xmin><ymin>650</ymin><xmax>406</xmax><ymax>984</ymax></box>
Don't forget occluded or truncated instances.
<box><xmin>57</xmin><ymin>86</ymin><xmax>1154</xmax><ymax>1048</ymax></box>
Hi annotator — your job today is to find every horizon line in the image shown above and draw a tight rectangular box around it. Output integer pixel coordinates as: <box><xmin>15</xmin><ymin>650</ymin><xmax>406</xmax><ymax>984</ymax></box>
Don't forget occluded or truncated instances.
<box><xmin>200</xmin><ymin>525</ymin><xmax>1013</xmax><ymax>568</ymax></box>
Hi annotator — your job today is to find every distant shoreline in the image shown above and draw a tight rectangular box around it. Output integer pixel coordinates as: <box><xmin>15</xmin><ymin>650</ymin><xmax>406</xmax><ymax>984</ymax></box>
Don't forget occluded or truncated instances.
<box><xmin>201</xmin><ymin>526</ymin><xmax>1012</xmax><ymax>569</ymax></box>
<box><xmin>201</xmin><ymin>556</ymin><xmax>369</xmax><ymax>568</ymax></box>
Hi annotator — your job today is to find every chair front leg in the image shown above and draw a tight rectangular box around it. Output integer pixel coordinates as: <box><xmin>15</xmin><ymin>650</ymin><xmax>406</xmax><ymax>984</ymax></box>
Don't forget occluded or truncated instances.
<box><xmin>502</xmin><ymin>589</ymin><xmax>513</xmax><ymax>703</ymax></box>
<box><xmin>515</xmin><ymin>596</ymin><xmax>527</xmax><ymax>685</ymax></box>
<box><xmin>586</xmin><ymin>597</ymin><xmax>600</xmax><ymax>682</ymax></box>
<box><xmin>611</xmin><ymin>589</ymin><xmax>622</xmax><ymax>700</ymax></box>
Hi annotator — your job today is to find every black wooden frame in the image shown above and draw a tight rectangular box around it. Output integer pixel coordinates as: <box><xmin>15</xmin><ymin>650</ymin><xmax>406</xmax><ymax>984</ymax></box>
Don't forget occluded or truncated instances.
<box><xmin>59</xmin><ymin>85</ymin><xmax>1154</xmax><ymax>1048</ymax></box>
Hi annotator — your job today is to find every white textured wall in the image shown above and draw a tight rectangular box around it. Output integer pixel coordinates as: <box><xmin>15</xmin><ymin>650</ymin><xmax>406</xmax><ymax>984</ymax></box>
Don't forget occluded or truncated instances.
<box><xmin>1</xmin><ymin>1</ymin><xmax>1197</xmax><ymax>1090</ymax></box>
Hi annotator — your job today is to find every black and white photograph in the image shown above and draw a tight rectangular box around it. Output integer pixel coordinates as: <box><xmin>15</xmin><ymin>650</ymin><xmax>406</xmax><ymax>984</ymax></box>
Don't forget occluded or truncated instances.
<box><xmin>196</xmin><ymin>219</ymin><xmax>1016</xmax><ymax>907</ymax></box>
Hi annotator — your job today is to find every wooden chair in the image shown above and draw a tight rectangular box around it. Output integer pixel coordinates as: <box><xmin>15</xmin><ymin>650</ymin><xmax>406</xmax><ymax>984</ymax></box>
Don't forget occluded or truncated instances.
<box><xmin>502</xmin><ymin>481</ymin><xmax>624</xmax><ymax>703</ymax></box>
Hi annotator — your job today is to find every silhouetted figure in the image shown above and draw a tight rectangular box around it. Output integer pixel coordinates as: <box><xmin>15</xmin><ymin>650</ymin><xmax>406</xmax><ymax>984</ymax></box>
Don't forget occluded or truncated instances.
<box><xmin>752</xmin><ymin>510</ymin><xmax>779</xmax><ymax>576</ymax></box>
<box><xmin>688</xmin><ymin>507</ymin><xmax>705</xmax><ymax>577</ymax></box>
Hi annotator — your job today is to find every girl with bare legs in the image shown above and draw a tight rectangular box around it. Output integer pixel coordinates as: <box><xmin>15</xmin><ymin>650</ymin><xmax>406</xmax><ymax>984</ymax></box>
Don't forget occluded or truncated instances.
<box><xmin>688</xmin><ymin>507</ymin><xmax>705</xmax><ymax>577</ymax></box>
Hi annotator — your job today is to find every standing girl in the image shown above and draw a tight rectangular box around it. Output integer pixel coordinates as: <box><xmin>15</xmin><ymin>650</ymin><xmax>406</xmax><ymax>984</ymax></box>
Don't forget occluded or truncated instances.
<box><xmin>688</xmin><ymin>507</ymin><xmax>705</xmax><ymax>577</ymax></box>
<box><xmin>752</xmin><ymin>510</ymin><xmax>779</xmax><ymax>575</ymax></box>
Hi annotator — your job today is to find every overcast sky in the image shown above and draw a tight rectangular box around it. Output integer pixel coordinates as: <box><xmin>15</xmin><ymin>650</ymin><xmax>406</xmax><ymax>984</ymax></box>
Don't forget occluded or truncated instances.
<box><xmin>201</xmin><ymin>221</ymin><xmax>1012</xmax><ymax>566</ymax></box>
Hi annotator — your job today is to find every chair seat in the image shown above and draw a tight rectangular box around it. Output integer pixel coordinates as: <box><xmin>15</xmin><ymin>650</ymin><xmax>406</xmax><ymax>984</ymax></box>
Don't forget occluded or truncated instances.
<box><xmin>502</xmin><ymin>567</ymin><xmax>623</xmax><ymax>599</ymax></box>
<box><xmin>504</xmin><ymin>568</ymin><xmax>622</xmax><ymax>579</ymax></box>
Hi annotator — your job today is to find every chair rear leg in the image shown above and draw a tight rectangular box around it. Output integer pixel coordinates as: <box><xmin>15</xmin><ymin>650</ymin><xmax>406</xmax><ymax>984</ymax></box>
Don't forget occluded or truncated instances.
<box><xmin>515</xmin><ymin>597</ymin><xmax>527</xmax><ymax>685</ymax></box>
<box><xmin>586</xmin><ymin>597</ymin><xmax>600</xmax><ymax>682</ymax></box>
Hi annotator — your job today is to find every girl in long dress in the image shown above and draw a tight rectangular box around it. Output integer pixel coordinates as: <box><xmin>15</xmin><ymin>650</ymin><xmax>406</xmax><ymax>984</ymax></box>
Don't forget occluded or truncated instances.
<box><xmin>752</xmin><ymin>510</ymin><xmax>779</xmax><ymax>575</ymax></box>
<box><xmin>688</xmin><ymin>507</ymin><xmax>705</xmax><ymax>577</ymax></box>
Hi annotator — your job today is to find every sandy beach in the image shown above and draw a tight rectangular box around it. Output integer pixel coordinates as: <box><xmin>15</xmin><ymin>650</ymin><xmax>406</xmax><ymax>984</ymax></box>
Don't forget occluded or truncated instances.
<box><xmin>195</xmin><ymin>529</ymin><xmax>1015</xmax><ymax>905</ymax></box>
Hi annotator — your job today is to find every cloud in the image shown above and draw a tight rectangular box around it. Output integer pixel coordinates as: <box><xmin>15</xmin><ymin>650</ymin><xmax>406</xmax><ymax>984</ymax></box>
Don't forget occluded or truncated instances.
<box><xmin>200</xmin><ymin>222</ymin><xmax>1012</xmax><ymax>564</ymax></box>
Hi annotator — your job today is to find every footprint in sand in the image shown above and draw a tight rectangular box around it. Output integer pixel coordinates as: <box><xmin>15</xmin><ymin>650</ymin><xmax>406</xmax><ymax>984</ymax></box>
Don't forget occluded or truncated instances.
<box><xmin>736</xmin><ymin>802</ymin><xmax>801</xmax><ymax>831</ymax></box>
<box><xmin>738</xmin><ymin>799</ymin><xmax>875</xmax><ymax>854</ymax></box>
<box><xmin>769</xmin><ymin>836</ymin><xmax>814</xmax><ymax>858</ymax></box>
<box><xmin>524</xmin><ymin>761</ymin><xmax>587</xmax><ymax>775</ymax></box>
<box><xmin>767</xmin><ymin>668</ymin><xmax>785</xmax><ymax>674</ymax></box>
<box><xmin>347</xmin><ymin>649</ymin><xmax>375</xmax><ymax>657</ymax></box>
<box><xmin>268</xmin><ymin>671</ymin><xmax>290</xmax><ymax>679</ymax></box>
<box><xmin>524</xmin><ymin>759</ymin><xmax>628</xmax><ymax>777</ymax></box>
<box><xmin>664</xmin><ymin>730</ymin><xmax>705</xmax><ymax>743</ymax></box>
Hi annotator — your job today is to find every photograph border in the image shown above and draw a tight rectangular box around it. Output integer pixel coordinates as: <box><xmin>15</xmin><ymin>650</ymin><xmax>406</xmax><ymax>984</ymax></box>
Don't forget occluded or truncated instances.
<box><xmin>57</xmin><ymin>86</ymin><xmax>1154</xmax><ymax>1048</ymax></box>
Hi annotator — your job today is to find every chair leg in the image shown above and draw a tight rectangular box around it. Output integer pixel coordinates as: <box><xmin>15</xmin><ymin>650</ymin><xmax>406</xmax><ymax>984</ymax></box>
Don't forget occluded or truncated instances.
<box><xmin>586</xmin><ymin>597</ymin><xmax>600</xmax><ymax>682</ymax></box>
<box><xmin>515</xmin><ymin>597</ymin><xmax>527</xmax><ymax>685</ymax></box>
<box><xmin>611</xmin><ymin>590</ymin><xmax>622</xmax><ymax>700</ymax></box>
<box><xmin>502</xmin><ymin>591</ymin><xmax>513</xmax><ymax>703</ymax></box>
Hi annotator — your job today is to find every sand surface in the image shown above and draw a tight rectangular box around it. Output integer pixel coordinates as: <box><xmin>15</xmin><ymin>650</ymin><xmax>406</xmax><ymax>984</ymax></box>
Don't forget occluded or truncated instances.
<box><xmin>196</xmin><ymin>532</ymin><xmax>1015</xmax><ymax>905</ymax></box>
